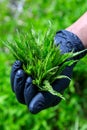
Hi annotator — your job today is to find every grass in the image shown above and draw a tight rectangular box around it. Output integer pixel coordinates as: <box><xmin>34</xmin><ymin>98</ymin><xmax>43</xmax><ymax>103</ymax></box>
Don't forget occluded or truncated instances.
<box><xmin>1</xmin><ymin>0</ymin><xmax>87</xmax><ymax>130</ymax></box>
<box><xmin>5</xmin><ymin>27</ymin><xmax>85</xmax><ymax>99</ymax></box>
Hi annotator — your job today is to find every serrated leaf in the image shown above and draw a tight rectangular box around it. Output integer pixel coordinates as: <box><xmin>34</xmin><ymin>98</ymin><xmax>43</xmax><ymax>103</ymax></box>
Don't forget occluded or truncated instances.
<box><xmin>42</xmin><ymin>80</ymin><xmax>65</xmax><ymax>100</ymax></box>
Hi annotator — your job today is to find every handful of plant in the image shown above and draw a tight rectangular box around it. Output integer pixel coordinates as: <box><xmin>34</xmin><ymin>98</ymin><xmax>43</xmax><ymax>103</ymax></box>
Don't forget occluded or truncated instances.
<box><xmin>6</xmin><ymin>29</ymin><xmax>82</xmax><ymax>100</ymax></box>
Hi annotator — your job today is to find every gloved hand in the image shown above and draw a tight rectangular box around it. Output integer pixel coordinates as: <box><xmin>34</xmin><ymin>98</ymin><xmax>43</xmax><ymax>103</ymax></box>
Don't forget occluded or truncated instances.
<box><xmin>10</xmin><ymin>30</ymin><xmax>86</xmax><ymax>114</ymax></box>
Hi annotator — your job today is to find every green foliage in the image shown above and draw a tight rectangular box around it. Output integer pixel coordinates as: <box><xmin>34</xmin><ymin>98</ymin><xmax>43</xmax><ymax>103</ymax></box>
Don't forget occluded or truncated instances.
<box><xmin>6</xmin><ymin>28</ymin><xmax>80</xmax><ymax>99</ymax></box>
<box><xmin>1</xmin><ymin>0</ymin><xmax>87</xmax><ymax>130</ymax></box>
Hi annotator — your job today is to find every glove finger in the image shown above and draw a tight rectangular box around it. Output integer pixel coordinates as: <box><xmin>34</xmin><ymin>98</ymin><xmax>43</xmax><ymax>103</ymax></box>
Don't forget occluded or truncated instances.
<box><xmin>29</xmin><ymin>92</ymin><xmax>60</xmax><ymax>114</ymax></box>
<box><xmin>14</xmin><ymin>69</ymin><xmax>26</xmax><ymax>104</ymax></box>
<box><xmin>10</xmin><ymin>60</ymin><xmax>22</xmax><ymax>92</ymax></box>
<box><xmin>24</xmin><ymin>77</ymin><xmax>38</xmax><ymax>107</ymax></box>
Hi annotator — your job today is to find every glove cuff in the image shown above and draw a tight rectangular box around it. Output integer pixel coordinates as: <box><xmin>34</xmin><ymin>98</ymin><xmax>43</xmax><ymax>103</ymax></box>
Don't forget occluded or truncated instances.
<box><xmin>54</xmin><ymin>30</ymin><xmax>87</xmax><ymax>59</ymax></box>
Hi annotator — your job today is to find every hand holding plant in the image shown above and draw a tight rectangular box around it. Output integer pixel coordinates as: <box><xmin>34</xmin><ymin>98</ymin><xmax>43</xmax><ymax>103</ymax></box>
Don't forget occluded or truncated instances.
<box><xmin>7</xmin><ymin>28</ymin><xmax>86</xmax><ymax>114</ymax></box>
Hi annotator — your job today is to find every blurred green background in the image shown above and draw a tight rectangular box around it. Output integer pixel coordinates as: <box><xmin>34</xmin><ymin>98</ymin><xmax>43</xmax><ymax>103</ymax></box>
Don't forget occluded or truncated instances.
<box><xmin>0</xmin><ymin>0</ymin><xmax>87</xmax><ymax>130</ymax></box>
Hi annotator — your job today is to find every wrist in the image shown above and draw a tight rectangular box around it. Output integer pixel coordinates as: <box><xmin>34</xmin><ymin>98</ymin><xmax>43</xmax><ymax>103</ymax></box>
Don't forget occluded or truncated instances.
<box><xmin>66</xmin><ymin>12</ymin><xmax>87</xmax><ymax>48</ymax></box>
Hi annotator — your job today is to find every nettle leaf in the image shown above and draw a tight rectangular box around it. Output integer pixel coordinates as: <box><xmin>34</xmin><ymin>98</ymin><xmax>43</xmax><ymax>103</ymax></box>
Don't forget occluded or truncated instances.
<box><xmin>5</xmin><ymin>27</ymin><xmax>82</xmax><ymax>99</ymax></box>
<box><xmin>42</xmin><ymin>80</ymin><xmax>65</xmax><ymax>100</ymax></box>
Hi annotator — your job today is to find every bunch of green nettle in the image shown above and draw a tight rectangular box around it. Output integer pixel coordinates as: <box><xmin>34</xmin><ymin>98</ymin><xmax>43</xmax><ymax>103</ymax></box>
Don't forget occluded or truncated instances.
<box><xmin>6</xmin><ymin>28</ymin><xmax>83</xmax><ymax>100</ymax></box>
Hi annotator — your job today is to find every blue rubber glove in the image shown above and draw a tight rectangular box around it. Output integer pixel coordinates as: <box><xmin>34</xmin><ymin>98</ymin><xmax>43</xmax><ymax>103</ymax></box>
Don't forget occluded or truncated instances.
<box><xmin>10</xmin><ymin>30</ymin><xmax>86</xmax><ymax>114</ymax></box>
